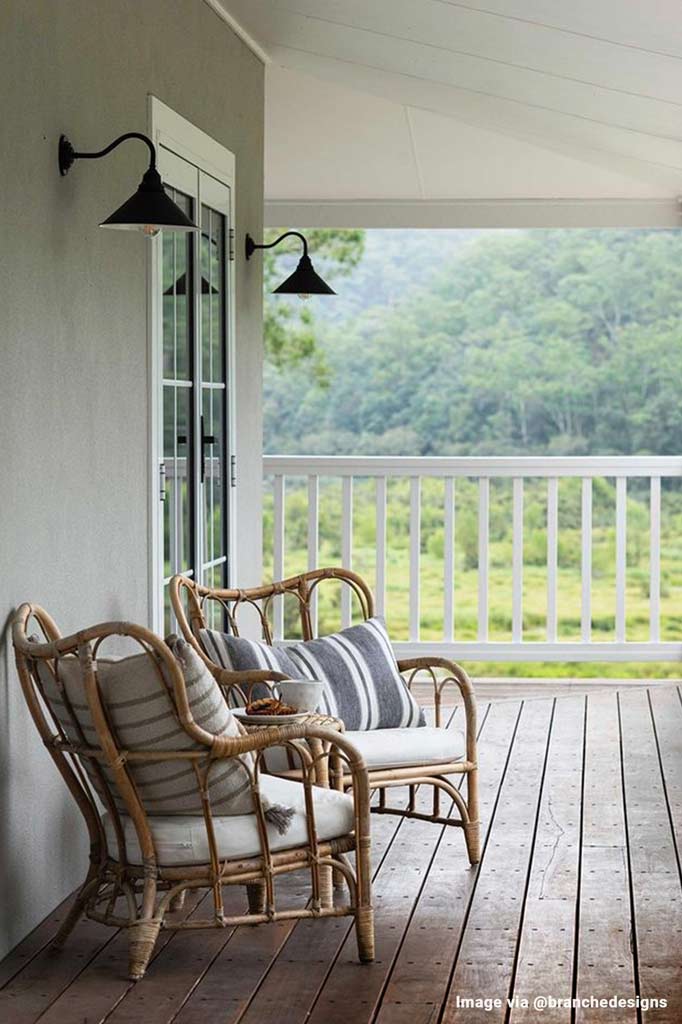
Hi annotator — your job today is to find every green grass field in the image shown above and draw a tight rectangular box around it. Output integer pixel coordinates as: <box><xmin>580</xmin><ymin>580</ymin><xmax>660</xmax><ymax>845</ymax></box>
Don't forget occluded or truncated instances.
<box><xmin>262</xmin><ymin>475</ymin><xmax>682</xmax><ymax>679</ymax></box>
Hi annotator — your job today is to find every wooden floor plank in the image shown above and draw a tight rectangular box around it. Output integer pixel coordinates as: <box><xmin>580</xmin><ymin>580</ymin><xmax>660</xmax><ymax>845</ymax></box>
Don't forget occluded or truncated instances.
<box><xmin>574</xmin><ymin>692</ymin><xmax>637</xmax><ymax>1023</ymax></box>
<box><xmin>417</xmin><ymin>680</ymin><xmax>674</xmax><ymax>710</ymax></box>
<box><xmin>373</xmin><ymin>700</ymin><xmax>522</xmax><ymax>1024</ymax></box>
<box><xmin>36</xmin><ymin>889</ymin><xmax>207</xmax><ymax>1024</ymax></box>
<box><xmin>301</xmin><ymin>813</ymin><xmax>465</xmax><ymax>1023</ymax></box>
<box><xmin>648</xmin><ymin>687</ymin><xmax>682</xmax><ymax>861</ymax></box>
<box><xmin>619</xmin><ymin>689</ymin><xmax>682</xmax><ymax>1024</ymax></box>
<box><xmin>0</xmin><ymin>893</ymin><xmax>84</xmax><ymax>989</ymax></box>
<box><xmin>0</xmin><ymin>914</ymin><xmax>114</xmax><ymax>1024</ymax></box>
<box><xmin>439</xmin><ymin>699</ymin><xmax>555</xmax><ymax>1024</ymax></box>
<box><xmin>509</xmin><ymin>695</ymin><xmax>585</xmax><ymax>1023</ymax></box>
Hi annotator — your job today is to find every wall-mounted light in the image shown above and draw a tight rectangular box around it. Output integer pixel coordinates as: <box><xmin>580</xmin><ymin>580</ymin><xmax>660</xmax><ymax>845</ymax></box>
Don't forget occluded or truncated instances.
<box><xmin>58</xmin><ymin>132</ymin><xmax>198</xmax><ymax>236</ymax></box>
<box><xmin>245</xmin><ymin>231</ymin><xmax>335</xmax><ymax>299</ymax></box>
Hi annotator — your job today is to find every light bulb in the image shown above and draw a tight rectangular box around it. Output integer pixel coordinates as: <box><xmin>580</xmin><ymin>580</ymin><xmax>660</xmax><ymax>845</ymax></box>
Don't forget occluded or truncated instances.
<box><xmin>298</xmin><ymin>293</ymin><xmax>311</xmax><ymax>301</ymax></box>
<box><xmin>142</xmin><ymin>224</ymin><xmax>160</xmax><ymax>237</ymax></box>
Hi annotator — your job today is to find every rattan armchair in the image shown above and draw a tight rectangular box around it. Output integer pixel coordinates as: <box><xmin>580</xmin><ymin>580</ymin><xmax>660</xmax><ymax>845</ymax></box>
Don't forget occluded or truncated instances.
<box><xmin>12</xmin><ymin>603</ymin><xmax>374</xmax><ymax>981</ymax></box>
<box><xmin>170</xmin><ymin>567</ymin><xmax>480</xmax><ymax>865</ymax></box>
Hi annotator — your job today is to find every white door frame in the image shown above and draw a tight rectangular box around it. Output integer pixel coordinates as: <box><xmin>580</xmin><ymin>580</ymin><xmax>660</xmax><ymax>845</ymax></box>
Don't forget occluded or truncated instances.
<box><xmin>147</xmin><ymin>96</ymin><xmax>237</xmax><ymax>632</ymax></box>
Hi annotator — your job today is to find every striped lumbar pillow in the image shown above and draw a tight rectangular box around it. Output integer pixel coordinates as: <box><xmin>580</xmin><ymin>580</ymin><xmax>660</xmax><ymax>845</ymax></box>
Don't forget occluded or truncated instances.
<box><xmin>200</xmin><ymin>617</ymin><xmax>425</xmax><ymax>731</ymax></box>
<box><xmin>34</xmin><ymin>638</ymin><xmax>293</xmax><ymax>832</ymax></box>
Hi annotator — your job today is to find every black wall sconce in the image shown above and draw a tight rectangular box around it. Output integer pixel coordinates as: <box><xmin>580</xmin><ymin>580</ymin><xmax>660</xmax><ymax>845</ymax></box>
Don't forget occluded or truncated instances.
<box><xmin>245</xmin><ymin>231</ymin><xmax>335</xmax><ymax>298</ymax></box>
<box><xmin>58</xmin><ymin>131</ymin><xmax>198</xmax><ymax>236</ymax></box>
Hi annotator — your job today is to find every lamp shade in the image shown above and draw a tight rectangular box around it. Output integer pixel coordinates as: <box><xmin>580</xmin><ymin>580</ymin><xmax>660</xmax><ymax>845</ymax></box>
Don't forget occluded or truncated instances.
<box><xmin>100</xmin><ymin>167</ymin><xmax>197</xmax><ymax>234</ymax></box>
<box><xmin>273</xmin><ymin>253</ymin><xmax>336</xmax><ymax>296</ymax></box>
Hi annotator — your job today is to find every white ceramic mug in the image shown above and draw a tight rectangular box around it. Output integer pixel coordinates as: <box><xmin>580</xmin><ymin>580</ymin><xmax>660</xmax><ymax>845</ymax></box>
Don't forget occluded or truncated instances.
<box><xmin>276</xmin><ymin>678</ymin><xmax>326</xmax><ymax>713</ymax></box>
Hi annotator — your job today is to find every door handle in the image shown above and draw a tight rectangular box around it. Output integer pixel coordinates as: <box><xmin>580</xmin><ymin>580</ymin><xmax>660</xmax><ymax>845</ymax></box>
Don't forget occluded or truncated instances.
<box><xmin>200</xmin><ymin>415</ymin><xmax>216</xmax><ymax>483</ymax></box>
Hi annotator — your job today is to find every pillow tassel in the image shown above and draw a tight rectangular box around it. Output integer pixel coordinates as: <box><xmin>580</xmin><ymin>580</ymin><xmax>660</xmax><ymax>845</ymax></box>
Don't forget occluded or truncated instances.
<box><xmin>263</xmin><ymin>801</ymin><xmax>295</xmax><ymax>835</ymax></box>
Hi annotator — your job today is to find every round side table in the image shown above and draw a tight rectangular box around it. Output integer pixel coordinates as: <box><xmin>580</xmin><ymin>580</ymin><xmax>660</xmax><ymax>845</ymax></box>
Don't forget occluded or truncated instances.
<box><xmin>240</xmin><ymin>711</ymin><xmax>344</xmax><ymax>787</ymax></box>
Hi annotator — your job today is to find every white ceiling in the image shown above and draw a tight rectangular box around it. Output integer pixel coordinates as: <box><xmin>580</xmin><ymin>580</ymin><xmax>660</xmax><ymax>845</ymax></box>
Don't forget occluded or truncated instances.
<box><xmin>218</xmin><ymin>0</ymin><xmax>682</xmax><ymax>226</ymax></box>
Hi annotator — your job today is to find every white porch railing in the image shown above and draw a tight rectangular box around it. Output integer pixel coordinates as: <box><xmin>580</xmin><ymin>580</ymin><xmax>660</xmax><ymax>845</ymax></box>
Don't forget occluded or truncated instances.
<box><xmin>263</xmin><ymin>456</ymin><xmax>682</xmax><ymax>662</ymax></box>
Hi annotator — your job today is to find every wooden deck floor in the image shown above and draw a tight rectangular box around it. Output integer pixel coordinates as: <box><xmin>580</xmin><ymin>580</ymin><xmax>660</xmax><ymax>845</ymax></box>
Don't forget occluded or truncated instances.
<box><xmin>2</xmin><ymin>685</ymin><xmax>681</xmax><ymax>1024</ymax></box>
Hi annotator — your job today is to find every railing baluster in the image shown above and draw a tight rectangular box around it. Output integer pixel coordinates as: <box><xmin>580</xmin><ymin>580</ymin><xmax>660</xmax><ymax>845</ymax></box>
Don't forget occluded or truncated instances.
<box><xmin>341</xmin><ymin>476</ymin><xmax>353</xmax><ymax>628</ymax></box>
<box><xmin>261</xmin><ymin>456</ymin><xmax>679</xmax><ymax>661</ymax></box>
<box><xmin>547</xmin><ymin>477</ymin><xmax>558</xmax><ymax>643</ymax></box>
<box><xmin>650</xmin><ymin>476</ymin><xmax>661</xmax><ymax>642</ymax></box>
<box><xmin>375</xmin><ymin>477</ymin><xmax>387</xmax><ymax>619</ymax></box>
<box><xmin>615</xmin><ymin>476</ymin><xmax>627</xmax><ymax>642</ymax></box>
<box><xmin>444</xmin><ymin>477</ymin><xmax>455</xmax><ymax>643</ymax></box>
<box><xmin>478</xmin><ymin>478</ymin><xmax>489</xmax><ymax>642</ymax></box>
<box><xmin>307</xmin><ymin>474</ymin><xmax>319</xmax><ymax>635</ymax></box>
<box><xmin>512</xmin><ymin>477</ymin><xmax>523</xmax><ymax>643</ymax></box>
<box><xmin>581</xmin><ymin>478</ymin><xmax>592</xmax><ymax>642</ymax></box>
<box><xmin>409</xmin><ymin>476</ymin><xmax>421</xmax><ymax>642</ymax></box>
<box><xmin>273</xmin><ymin>474</ymin><xmax>286</xmax><ymax>640</ymax></box>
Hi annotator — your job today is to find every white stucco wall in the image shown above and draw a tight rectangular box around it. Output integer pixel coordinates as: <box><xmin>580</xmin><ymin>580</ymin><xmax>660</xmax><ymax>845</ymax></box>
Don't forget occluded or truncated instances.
<box><xmin>0</xmin><ymin>0</ymin><xmax>264</xmax><ymax>957</ymax></box>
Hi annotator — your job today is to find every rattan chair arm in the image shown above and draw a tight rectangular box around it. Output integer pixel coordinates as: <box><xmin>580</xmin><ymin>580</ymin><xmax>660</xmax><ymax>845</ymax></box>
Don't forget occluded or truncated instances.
<box><xmin>397</xmin><ymin>656</ymin><xmax>477</xmax><ymax>763</ymax></box>
<box><xmin>214</xmin><ymin>667</ymin><xmax>292</xmax><ymax>690</ymax></box>
<box><xmin>210</xmin><ymin>723</ymin><xmax>364</xmax><ymax>769</ymax></box>
<box><xmin>211</xmin><ymin>669</ymin><xmax>297</xmax><ymax>712</ymax></box>
<box><xmin>48</xmin><ymin>726</ymin><xmax>370</xmax><ymax>817</ymax></box>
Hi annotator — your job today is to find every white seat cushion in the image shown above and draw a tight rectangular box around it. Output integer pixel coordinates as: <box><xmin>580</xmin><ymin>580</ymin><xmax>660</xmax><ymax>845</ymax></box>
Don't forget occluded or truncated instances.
<box><xmin>103</xmin><ymin>775</ymin><xmax>354</xmax><ymax>866</ymax></box>
<box><xmin>343</xmin><ymin>726</ymin><xmax>465</xmax><ymax>771</ymax></box>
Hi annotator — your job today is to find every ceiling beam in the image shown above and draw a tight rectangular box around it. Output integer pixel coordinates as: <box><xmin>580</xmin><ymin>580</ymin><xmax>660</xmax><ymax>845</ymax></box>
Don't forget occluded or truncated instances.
<box><xmin>265</xmin><ymin>197</ymin><xmax>681</xmax><ymax>229</ymax></box>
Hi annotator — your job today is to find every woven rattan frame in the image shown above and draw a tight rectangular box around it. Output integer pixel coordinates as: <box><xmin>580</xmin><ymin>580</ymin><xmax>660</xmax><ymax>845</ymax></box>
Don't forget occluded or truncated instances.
<box><xmin>12</xmin><ymin>603</ymin><xmax>374</xmax><ymax>981</ymax></box>
<box><xmin>169</xmin><ymin>567</ymin><xmax>480</xmax><ymax>865</ymax></box>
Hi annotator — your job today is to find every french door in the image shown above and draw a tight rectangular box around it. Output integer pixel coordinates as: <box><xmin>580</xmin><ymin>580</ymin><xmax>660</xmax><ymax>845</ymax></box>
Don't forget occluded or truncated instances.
<box><xmin>153</xmin><ymin>147</ymin><xmax>235</xmax><ymax>633</ymax></box>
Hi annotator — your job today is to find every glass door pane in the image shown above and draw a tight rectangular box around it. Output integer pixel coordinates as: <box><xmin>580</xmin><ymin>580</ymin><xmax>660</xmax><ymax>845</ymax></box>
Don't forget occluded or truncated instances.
<box><xmin>162</xmin><ymin>187</ymin><xmax>195</xmax><ymax>633</ymax></box>
<box><xmin>199</xmin><ymin>200</ymin><xmax>228</xmax><ymax>627</ymax></box>
<box><xmin>155</xmin><ymin>149</ymin><xmax>233</xmax><ymax>635</ymax></box>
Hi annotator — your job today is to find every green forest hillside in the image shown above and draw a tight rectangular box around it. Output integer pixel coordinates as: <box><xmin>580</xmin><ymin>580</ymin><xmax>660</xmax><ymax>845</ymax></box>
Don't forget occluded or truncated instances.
<box><xmin>263</xmin><ymin>229</ymin><xmax>682</xmax><ymax>677</ymax></box>
<box><xmin>266</xmin><ymin>229</ymin><xmax>682</xmax><ymax>457</ymax></box>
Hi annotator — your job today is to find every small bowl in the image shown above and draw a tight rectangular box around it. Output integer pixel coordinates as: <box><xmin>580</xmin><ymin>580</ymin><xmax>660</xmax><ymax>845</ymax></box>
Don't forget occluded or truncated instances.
<box><xmin>276</xmin><ymin>678</ymin><xmax>326</xmax><ymax>713</ymax></box>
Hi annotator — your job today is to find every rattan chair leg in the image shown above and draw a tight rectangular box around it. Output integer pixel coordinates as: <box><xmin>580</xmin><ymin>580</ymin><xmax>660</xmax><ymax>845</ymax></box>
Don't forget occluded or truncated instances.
<box><xmin>51</xmin><ymin>869</ymin><xmax>100</xmax><ymax>950</ymax></box>
<box><xmin>465</xmin><ymin>766</ymin><xmax>481</xmax><ymax>864</ymax></box>
<box><xmin>245</xmin><ymin>880</ymin><xmax>267</xmax><ymax>914</ymax></box>
<box><xmin>128</xmin><ymin>918</ymin><xmax>162</xmax><ymax>981</ymax></box>
<box><xmin>51</xmin><ymin>893</ymin><xmax>89</xmax><ymax>950</ymax></box>
<box><xmin>355</xmin><ymin>906</ymin><xmax>375</xmax><ymax>963</ymax></box>
<box><xmin>168</xmin><ymin>890</ymin><xmax>187</xmax><ymax>911</ymax></box>
<box><xmin>333</xmin><ymin>866</ymin><xmax>346</xmax><ymax>891</ymax></box>
<box><xmin>464</xmin><ymin>820</ymin><xmax>480</xmax><ymax>865</ymax></box>
<box><xmin>319</xmin><ymin>865</ymin><xmax>334</xmax><ymax>908</ymax></box>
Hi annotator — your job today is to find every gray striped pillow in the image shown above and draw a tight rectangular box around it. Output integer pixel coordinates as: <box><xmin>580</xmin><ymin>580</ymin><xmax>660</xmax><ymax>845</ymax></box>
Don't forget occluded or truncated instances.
<box><xmin>200</xmin><ymin>617</ymin><xmax>425</xmax><ymax>731</ymax></box>
<box><xmin>35</xmin><ymin>638</ymin><xmax>253</xmax><ymax>817</ymax></box>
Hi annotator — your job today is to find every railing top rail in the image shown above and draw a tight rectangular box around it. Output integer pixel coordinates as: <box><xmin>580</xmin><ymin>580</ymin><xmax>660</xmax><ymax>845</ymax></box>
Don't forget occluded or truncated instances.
<box><xmin>263</xmin><ymin>455</ymin><xmax>682</xmax><ymax>478</ymax></box>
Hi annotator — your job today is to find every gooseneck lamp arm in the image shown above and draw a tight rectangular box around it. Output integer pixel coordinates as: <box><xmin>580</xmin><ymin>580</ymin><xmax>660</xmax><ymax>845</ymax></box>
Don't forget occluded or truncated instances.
<box><xmin>58</xmin><ymin>132</ymin><xmax>157</xmax><ymax>177</ymax></box>
<box><xmin>57</xmin><ymin>130</ymin><xmax>198</xmax><ymax>234</ymax></box>
<box><xmin>245</xmin><ymin>231</ymin><xmax>308</xmax><ymax>261</ymax></box>
<box><xmin>244</xmin><ymin>231</ymin><xmax>335</xmax><ymax>296</ymax></box>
